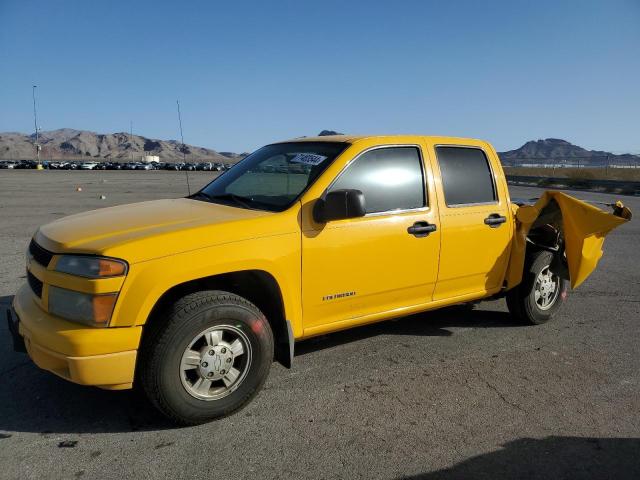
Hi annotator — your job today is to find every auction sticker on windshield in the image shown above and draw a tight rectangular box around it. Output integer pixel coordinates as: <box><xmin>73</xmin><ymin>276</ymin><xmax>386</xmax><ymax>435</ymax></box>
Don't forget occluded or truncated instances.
<box><xmin>290</xmin><ymin>153</ymin><xmax>327</xmax><ymax>166</ymax></box>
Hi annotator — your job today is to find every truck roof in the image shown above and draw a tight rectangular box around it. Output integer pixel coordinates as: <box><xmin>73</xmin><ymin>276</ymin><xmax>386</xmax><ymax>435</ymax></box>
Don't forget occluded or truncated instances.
<box><xmin>276</xmin><ymin>134</ymin><xmax>487</xmax><ymax>145</ymax></box>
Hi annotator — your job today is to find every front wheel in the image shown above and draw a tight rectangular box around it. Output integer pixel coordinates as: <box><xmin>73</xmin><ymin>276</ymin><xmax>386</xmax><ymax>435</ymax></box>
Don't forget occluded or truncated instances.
<box><xmin>138</xmin><ymin>290</ymin><xmax>274</xmax><ymax>425</ymax></box>
<box><xmin>506</xmin><ymin>250</ymin><xmax>569</xmax><ymax>325</ymax></box>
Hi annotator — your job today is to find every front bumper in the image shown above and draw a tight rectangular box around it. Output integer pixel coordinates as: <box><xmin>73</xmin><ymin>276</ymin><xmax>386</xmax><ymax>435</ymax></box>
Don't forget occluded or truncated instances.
<box><xmin>10</xmin><ymin>284</ymin><xmax>142</xmax><ymax>390</ymax></box>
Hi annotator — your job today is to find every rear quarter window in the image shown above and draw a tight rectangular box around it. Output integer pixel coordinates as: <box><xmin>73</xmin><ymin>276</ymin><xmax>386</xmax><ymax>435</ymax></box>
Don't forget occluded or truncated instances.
<box><xmin>435</xmin><ymin>146</ymin><xmax>496</xmax><ymax>206</ymax></box>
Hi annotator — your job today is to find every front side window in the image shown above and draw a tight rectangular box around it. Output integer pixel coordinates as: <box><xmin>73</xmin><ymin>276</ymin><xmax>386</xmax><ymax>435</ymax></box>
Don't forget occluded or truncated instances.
<box><xmin>435</xmin><ymin>146</ymin><xmax>496</xmax><ymax>206</ymax></box>
<box><xmin>197</xmin><ymin>142</ymin><xmax>348</xmax><ymax>211</ymax></box>
<box><xmin>328</xmin><ymin>147</ymin><xmax>425</xmax><ymax>214</ymax></box>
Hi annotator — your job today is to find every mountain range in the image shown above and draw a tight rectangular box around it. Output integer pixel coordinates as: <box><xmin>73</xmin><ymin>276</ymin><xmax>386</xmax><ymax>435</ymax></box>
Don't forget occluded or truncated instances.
<box><xmin>0</xmin><ymin>129</ymin><xmax>637</xmax><ymax>165</ymax></box>
<box><xmin>0</xmin><ymin>129</ymin><xmax>246</xmax><ymax>162</ymax></box>
<box><xmin>499</xmin><ymin>138</ymin><xmax>638</xmax><ymax>165</ymax></box>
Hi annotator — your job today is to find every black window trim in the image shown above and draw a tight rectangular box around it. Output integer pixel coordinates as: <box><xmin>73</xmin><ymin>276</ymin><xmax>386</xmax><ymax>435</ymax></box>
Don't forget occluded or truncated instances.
<box><xmin>434</xmin><ymin>144</ymin><xmax>498</xmax><ymax>208</ymax></box>
<box><xmin>323</xmin><ymin>144</ymin><xmax>429</xmax><ymax>217</ymax></box>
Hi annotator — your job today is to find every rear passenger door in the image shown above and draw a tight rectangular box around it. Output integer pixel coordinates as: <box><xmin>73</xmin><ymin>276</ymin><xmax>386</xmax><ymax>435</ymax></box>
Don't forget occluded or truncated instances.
<box><xmin>429</xmin><ymin>144</ymin><xmax>512</xmax><ymax>300</ymax></box>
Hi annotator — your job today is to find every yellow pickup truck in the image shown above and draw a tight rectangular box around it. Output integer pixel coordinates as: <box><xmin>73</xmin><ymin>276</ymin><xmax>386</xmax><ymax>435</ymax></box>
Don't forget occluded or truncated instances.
<box><xmin>8</xmin><ymin>135</ymin><xmax>631</xmax><ymax>424</ymax></box>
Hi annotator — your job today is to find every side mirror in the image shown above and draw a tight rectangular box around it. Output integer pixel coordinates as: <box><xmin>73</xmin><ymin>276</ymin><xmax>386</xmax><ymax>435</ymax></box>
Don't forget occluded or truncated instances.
<box><xmin>313</xmin><ymin>189</ymin><xmax>366</xmax><ymax>223</ymax></box>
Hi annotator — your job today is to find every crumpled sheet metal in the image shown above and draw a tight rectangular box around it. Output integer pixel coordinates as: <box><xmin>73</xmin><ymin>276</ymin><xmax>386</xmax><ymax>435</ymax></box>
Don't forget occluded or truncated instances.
<box><xmin>506</xmin><ymin>191</ymin><xmax>631</xmax><ymax>290</ymax></box>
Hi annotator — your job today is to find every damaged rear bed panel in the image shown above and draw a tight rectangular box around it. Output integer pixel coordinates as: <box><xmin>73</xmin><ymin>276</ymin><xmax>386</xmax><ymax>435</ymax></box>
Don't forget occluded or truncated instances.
<box><xmin>506</xmin><ymin>191</ymin><xmax>632</xmax><ymax>290</ymax></box>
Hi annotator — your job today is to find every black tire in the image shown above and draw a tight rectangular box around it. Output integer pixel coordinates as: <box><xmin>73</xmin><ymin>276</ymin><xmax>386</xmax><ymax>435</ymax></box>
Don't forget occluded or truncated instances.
<box><xmin>506</xmin><ymin>250</ymin><xmax>569</xmax><ymax>325</ymax></box>
<box><xmin>138</xmin><ymin>290</ymin><xmax>274</xmax><ymax>425</ymax></box>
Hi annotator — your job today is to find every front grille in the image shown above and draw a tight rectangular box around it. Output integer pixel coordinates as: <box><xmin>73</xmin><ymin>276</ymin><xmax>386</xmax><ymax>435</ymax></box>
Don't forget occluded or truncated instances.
<box><xmin>27</xmin><ymin>270</ymin><xmax>43</xmax><ymax>298</ymax></box>
<box><xmin>29</xmin><ymin>239</ymin><xmax>54</xmax><ymax>267</ymax></box>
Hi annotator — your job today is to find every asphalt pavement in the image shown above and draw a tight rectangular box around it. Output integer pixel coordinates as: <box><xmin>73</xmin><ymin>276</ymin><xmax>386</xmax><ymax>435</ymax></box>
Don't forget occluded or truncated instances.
<box><xmin>0</xmin><ymin>171</ymin><xmax>638</xmax><ymax>479</ymax></box>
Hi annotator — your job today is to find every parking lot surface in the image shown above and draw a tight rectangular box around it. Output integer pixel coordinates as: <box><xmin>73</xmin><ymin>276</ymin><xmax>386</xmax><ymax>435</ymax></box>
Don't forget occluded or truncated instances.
<box><xmin>1</xmin><ymin>171</ymin><xmax>639</xmax><ymax>479</ymax></box>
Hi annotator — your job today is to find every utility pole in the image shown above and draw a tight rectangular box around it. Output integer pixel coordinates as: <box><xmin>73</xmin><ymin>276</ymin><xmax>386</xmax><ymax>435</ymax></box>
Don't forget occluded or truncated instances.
<box><xmin>32</xmin><ymin>85</ymin><xmax>42</xmax><ymax>167</ymax></box>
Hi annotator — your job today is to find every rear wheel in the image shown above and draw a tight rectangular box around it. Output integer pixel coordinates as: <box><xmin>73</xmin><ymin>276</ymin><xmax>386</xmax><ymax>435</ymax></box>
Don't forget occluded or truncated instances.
<box><xmin>139</xmin><ymin>290</ymin><xmax>273</xmax><ymax>425</ymax></box>
<box><xmin>506</xmin><ymin>250</ymin><xmax>569</xmax><ymax>325</ymax></box>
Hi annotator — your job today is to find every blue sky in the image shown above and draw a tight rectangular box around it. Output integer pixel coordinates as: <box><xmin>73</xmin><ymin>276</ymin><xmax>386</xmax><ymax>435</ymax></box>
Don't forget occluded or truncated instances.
<box><xmin>1</xmin><ymin>0</ymin><xmax>639</xmax><ymax>153</ymax></box>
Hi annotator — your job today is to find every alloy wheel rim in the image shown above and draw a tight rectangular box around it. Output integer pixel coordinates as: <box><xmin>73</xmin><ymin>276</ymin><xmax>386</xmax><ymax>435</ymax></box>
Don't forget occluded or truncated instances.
<box><xmin>179</xmin><ymin>325</ymin><xmax>252</xmax><ymax>401</ymax></box>
<box><xmin>534</xmin><ymin>266</ymin><xmax>560</xmax><ymax>311</ymax></box>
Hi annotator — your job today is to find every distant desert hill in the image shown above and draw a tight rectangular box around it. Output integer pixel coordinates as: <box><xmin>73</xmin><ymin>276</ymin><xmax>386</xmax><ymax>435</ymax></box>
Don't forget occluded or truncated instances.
<box><xmin>498</xmin><ymin>138</ymin><xmax>638</xmax><ymax>165</ymax></box>
<box><xmin>0</xmin><ymin>129</ymin><xmax>246</xmax><ymax>162</ymax></box>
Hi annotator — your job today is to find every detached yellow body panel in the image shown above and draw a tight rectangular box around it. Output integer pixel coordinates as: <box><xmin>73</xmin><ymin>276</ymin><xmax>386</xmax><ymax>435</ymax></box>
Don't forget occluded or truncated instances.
<box><xmin>10</xmin><ymin>135</ymin><xmax>631</xmax><ymax>390</ymax></box>
<box><xmin>506</xmin><ymin>191</ymin><xmax>631</xmax><ymax>289</ymax></box>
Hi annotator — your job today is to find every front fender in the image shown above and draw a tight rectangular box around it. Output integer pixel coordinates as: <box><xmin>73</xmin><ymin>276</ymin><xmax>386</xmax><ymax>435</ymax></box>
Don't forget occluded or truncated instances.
<box><xmin>109</xmin><ymin>232</ymin><xmax>302</xmax><ymax>337</ymax></box>
<box><xmin>506</xmin><ymin>191</ymin><xmax>631</xmax><ymax>290</ymax></box>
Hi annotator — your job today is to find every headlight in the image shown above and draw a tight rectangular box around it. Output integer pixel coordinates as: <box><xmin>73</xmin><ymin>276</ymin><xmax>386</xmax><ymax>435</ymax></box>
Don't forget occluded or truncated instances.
<box><xmin>48</xmin><ymin>286</ymin><xmax>118</xmax><ymax>327</ymax></box>
<box><xmin>55</xmin><ymin>255</ymin><xmax>127</xmax><ymax>278</ymax></box>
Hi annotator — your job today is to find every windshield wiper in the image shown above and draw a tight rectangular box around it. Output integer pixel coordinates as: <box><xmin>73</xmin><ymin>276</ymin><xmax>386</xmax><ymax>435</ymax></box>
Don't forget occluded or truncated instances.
<box><xmin>189</xmin><ymin>191</ymin><xmax>213</xmax><ymax>201</ymax></box>
<box><xmin>207</xmin><ymin>193</ymin><xmax>256</xmax><ymax>210</ymax></box>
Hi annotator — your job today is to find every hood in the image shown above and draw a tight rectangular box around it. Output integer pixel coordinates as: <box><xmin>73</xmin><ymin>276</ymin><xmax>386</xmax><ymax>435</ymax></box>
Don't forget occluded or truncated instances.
<box><xmin>35</xmin><ymin>198</ymin><xmax>295</xmax><ymax>263</ymax></box>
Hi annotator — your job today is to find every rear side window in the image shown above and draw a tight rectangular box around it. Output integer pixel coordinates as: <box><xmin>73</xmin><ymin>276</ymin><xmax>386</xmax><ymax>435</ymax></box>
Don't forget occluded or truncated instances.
<box><xmin>329</xmin><ymin>147</ymin><xmax>425</xmax><ymax>214</ymax></box>
<box><xmin>435</xmin><ymin>146</ymin><xmax>496</xmax><ymax>206</ymax></box>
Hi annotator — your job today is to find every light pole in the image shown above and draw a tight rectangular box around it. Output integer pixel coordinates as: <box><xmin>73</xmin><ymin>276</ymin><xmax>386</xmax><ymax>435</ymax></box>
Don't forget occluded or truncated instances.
<box><xmin>32</xmin><ymin>85</ymin><xmax>42</xmax><ymax>167</ymax></box>
<box><xmin>130</xmin><ymin>120</ymin><xmax>134</xmax><ymax>163</ymax></box>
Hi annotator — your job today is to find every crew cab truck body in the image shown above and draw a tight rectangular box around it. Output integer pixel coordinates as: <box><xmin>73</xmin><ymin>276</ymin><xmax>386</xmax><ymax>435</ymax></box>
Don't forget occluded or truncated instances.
<box><xmin>8</xmin><ymin>135</ymin><xmax>631</xmax><ymax>424</ymax></box>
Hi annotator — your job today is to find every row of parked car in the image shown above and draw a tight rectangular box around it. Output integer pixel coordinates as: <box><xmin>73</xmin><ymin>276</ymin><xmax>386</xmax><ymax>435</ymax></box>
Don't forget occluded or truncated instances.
<box><xmin>0</xmin><ymin>160</ymin><xmax>234</xmax><ymax>171</ymax></box>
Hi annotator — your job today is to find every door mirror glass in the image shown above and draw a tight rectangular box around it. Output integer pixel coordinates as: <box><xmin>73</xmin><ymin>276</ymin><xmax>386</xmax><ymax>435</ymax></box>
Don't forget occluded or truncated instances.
<box><xmin>313</xmin><ymin>189</ymin><xmax>366</xmax><ymax>223</ymax></box>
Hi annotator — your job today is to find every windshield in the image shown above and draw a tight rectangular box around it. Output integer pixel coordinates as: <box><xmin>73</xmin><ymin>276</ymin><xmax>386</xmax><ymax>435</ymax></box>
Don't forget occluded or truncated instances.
<box><xmin>195</xmin><ymin>142</ymin><xmax>348</xmax><ymax>212</ymax></box>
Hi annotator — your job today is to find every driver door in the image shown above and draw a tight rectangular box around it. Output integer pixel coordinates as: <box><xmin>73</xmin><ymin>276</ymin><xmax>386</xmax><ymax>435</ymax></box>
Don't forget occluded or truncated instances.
<box><xmin>301</xmin><ymin>144</ymin><xmax>441</xmax><ymax>332</ymax></box>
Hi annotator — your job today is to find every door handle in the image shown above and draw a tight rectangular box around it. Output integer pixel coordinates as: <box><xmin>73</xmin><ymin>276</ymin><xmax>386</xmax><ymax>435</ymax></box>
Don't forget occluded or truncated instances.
<box><xmin>407</xmin><ymin>221</ymin><xmax>437</xmax><ymax>237</ymax></box>
<box><xmin>484</xmin><ymin>213</ymin><xmax>507</xmax><ymax>228</ymax></box>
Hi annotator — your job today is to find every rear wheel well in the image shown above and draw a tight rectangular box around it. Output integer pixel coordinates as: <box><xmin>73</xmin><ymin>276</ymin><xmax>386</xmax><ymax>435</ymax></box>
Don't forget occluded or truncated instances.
<box><xmin>526</xmin><ymin>199</ymin><xmax>569</xmax><ymax>280</ymax></box>
<box><xmin>144</xmin><ymin>270</ymin><xmax>292</xmax><ymax>368</ymax></box>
